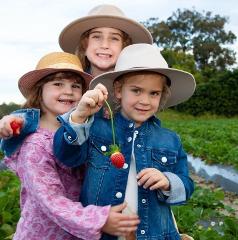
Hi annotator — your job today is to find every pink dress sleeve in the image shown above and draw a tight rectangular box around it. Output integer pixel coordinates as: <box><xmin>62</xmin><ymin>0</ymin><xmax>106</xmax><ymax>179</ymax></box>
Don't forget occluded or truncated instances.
<box><xmin>13</xmin><ymin>131</ymin><xmax>110</xmax><ymax>240</ymax></box>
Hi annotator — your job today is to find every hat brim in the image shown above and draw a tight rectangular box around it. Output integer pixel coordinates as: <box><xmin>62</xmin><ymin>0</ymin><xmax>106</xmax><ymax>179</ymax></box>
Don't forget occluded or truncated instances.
<box><xmin>59</xmin><ymin>15</ymin><xmax>153</xmax><ymax>53</ymax></box>
<box><xmin>19</xmin><ymin>68</ymin><xmax>92</xmax><ymax>98</ymax></box>
<box><xmin>89</xmin><ymin>68</ymin><xmax>196</xmax><ymax>110</ymax></box>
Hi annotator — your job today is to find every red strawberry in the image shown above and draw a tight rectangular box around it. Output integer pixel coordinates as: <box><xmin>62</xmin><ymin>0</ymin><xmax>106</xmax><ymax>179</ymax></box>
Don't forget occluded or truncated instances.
<box><xmin>110</xmin><ymin>151</ymin><xmax>125</xmax><ymax>169</ymax></box>
<box><xmin>10</xmin><ymin>120</ymin><xmax>23</xmax><ymax>136</ymax></box>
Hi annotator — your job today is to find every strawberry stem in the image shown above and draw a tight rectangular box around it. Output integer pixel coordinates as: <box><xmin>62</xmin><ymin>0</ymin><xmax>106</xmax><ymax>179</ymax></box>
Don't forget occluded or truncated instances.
<box><xmin>104</xmin><ymin>100</ymin><xmax>116</xmax><ymax>146</ymax></box>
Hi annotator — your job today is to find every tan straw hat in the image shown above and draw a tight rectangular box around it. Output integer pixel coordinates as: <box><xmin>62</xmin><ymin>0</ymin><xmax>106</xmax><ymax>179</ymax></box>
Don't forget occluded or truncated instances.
<box><xmin>90</xmin><ymin>43</ymin><xmax>196</xmax><ymax>109</ymax></box>
<box><xmin>18</xmin><ymin>52</ymin><xmax>93</xmax><ymax>98</ymax></box>
<box><xmin>59</xmin><ymin>4</ymin><xmax>153</xmax><ymax>53</ymax></box>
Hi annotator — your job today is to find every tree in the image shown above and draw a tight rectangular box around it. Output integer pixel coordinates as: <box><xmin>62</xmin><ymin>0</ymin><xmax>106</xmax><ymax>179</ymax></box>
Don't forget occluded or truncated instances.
<box><xmin>143</xmin><ymin>9</ymin><xmax>237</xmax><ymax>71</ymax></box>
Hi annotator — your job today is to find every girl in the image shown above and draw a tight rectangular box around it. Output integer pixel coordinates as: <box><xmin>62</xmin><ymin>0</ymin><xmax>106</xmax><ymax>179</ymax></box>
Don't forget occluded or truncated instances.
<box><xmin>2</xmin><ymin>52</ymin><xmax>140</xmax><ymax>240</ymax></box>
<box><xmin>0</xmin><ymin>4</ymin><xmax>152</xmax><ymax>141</ymax></box>
<box><xmin>53</xmin><ymin>44</ymin><xmax>196</xmax><ymax>240</ymax></box>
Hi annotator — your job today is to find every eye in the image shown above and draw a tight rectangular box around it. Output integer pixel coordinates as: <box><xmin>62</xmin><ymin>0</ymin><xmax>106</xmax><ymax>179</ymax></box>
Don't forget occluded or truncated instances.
<box><xmin>131</xmin><ymin>88</ymin><xmax>141</xmax><ymax>95</ymax></box>
<box><xmin>72</xmin><ymin>83</ymin><xmax>82</xmax><ymax>89</ymax></box>
<box><xmin>90</xmin><ymin>33</ymin><xmax>101</xmax><ymax>40</ymax></box>
<box><xmin>53</xmin><ymin>82</ymin><xmax>62</xmax><ymax>87</ymax></box>
<box><xmin>151</xmin><ymin>91</ymin><xmax>162</xmax><ymax>97</ymax></box>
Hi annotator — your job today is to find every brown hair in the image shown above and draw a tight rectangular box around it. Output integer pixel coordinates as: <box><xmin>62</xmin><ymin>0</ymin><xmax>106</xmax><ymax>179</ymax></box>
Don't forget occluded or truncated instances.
<box><xmin>22</xmin><ymin>72</ymin><xmax>85</xmax><ymax>112</ymax></box>
<box><xmin>113</xmin><ymin>71</ymin><xmax>171</xmax><ymax>112</ymax></box>
<box><xmin>75</xmin><ymin>28</ymin><xmax>132</xmax><ymax>71</ymax></box>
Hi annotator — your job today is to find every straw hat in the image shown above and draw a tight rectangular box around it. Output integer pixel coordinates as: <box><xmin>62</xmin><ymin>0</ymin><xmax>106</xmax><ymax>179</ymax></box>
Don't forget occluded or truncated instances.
<box><xmin>18</xmin><ymin>52</ymin><xmax>93</xmax><ymax>98</ymax></box>
<box><xmin>59</xmin><ymin>4</ymin><xmax>153</xmax><ymax>53</ymax></box>
<box><xmin>90</xmin><ymin>43</ymin><xmax>196</xmax><ymax>109</ymax></box>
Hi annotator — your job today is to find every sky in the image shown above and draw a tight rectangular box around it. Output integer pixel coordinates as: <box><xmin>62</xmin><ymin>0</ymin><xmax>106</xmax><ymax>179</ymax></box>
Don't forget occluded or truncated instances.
<box><xmin>0</xmin><ymin>0</ymin><xmax>238</xmax><ymax>104</ymax></box>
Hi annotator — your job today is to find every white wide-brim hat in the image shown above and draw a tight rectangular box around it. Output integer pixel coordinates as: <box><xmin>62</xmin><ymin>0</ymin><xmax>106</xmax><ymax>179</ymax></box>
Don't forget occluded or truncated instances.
<box><xmin>59</xmin><ymin>4</ymin><xmax>153</xmax><ymax>53</ymax></box>
<box><xmin>19</xmin><ymin>52</ymin><xmax>93</xmax><ymax>98</ymax></box>
<box><xmin>89</xmin><ymin>43</ymin><xmax>196</xmax><ymax>110</ymax></box>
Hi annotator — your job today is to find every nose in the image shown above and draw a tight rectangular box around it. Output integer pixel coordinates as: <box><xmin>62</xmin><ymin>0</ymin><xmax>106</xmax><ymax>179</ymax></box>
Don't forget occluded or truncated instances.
<box><xmin>139</xmin><ymin>94</ymin><xmax>150</xmax><ymax>105</ymax></box>
<box><xmin>100</xmin><ymin>37</ymin><xmax>109</xmax><ymax>49</ymax></box>
<box><xmin>63</xmin><ymin>85</ymin><xmax>73</xmax><ymax>95</ymax></box>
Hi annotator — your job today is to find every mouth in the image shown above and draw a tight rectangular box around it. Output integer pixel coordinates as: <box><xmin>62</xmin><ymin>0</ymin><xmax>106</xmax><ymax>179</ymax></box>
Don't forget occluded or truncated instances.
<box><xmin>58</xmin><ymin>99</ymin><xmax>76</xmax><ymax>105</ymax></box>
<box><xmin>96</xmin><ymin>53</ymin><xmax>112</xmax><ymax>59</ymax></box>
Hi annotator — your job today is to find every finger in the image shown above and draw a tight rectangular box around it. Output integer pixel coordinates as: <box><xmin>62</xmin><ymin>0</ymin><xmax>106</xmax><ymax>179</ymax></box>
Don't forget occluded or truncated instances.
<box><xmin>95</xmin><ymin>83</ymin><xmax>108</xmax><ymax>96</ymax></box>
<box><xmin>111</xmin><ymin>202</ymin><xmax>127</xmax><ymax>212</ymax></box>
<box><xmin>137</xmin><ymin>168</ymin><xmax>154</xmax><ymax>179</ymax></box>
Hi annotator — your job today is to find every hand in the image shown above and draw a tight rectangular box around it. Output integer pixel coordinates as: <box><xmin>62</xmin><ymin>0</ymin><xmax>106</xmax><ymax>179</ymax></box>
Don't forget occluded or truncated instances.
<box><xmin>0</xmin><ymin>115</ymin><xmax>24</xmax><ymax>138</ymax></box>
<box><xmin>102</xmin><ymin>202</ymin><xmax>140</xmax><ymax>237</ymax></box>
<box><xmin>137</xmin><ymin>168</ymin><xmax>170</xmax><ymax>191</ymax></box>
<box><xmin>71</xmin><ymin>83</ymin><xmax>108</xmax><ymax>123</ymax></box>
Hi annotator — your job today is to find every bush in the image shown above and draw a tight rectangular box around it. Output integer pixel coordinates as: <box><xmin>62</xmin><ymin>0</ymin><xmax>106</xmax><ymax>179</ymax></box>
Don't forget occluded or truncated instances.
<box><xmin>174</xmin><ymin>69</ymin><xmax>238</xmax><ymax>116</ymax></box>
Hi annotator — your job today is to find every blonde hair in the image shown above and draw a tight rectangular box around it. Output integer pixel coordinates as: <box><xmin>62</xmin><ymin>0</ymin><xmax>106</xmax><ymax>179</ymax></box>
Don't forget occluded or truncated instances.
<box><xmin>113</xmin><ymin>71</ymin><xmax>171</xmax><ymax>112</ymax></box>
<box><xmin>75</xmin><ymin>28</ymin><xmax>132</xmax><ymax>71</ymax></box>
<box><xmin>22</xmin><ymin>72</ymin><xmax>85</xmax><ymax>114</ymax></box>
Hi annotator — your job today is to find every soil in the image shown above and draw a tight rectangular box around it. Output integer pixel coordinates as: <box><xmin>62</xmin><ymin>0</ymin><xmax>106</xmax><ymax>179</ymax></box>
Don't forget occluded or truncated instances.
<box><xmin>191</xmin><ymin>171</ymin><xmax>238</xmax><ymax>218</ymax></box>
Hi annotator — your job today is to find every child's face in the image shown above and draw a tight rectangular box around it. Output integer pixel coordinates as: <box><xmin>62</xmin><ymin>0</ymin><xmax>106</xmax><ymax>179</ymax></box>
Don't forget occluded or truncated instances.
<box><xmin>85</xmin><ymin>27</ymin><xmax>124</xmax><ymax>75</ymax></box>
<box><xmin>115</xmin><ymin>73</ymin><xmax>164</xmax><ymax>127</ymax></box>
<box><xmin>41</xmin><ymin>78</ymin><xmax>83</xmax><ymax>117</ymax></box>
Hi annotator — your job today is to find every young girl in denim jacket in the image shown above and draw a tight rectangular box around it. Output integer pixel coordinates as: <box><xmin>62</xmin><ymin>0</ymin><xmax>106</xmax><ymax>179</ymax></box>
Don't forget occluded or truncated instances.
<box><xmin>1</xmin><ymin>52</ymin><xmax>140</xmax><ymax>240</ymax></box>
<box><xmin>53</xmin><ymin>43</ymin><xmax>196</xmax><ymax>240</ymax></box>
<box><xmin>0</xmin><ymin>4</ymin><xmax>152</xmax><ymax>139</ymax></box>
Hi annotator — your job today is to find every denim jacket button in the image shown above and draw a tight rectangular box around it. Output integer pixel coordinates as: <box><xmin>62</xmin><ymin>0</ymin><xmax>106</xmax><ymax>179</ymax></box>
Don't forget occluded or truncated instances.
<box><xmin>161</xmin><ymin>156</ymin><xmax>167</xmax><ymax>163</ymax></box>
<box><xmin>142</xmin><ymin>199</ymin><xmax>146</xmax><ymax>203</ymax></box>
<box><xmin>123</xmin><ymin>163</ymin><xmax>128</xmax><ymax>169</ymax></box>
<box><xmin>141</xmin><ymin>230</ymin><xmax>145</xmax><ymax>234</ymax></box>
<box><xmin>67</xmin><ymin>135</ymin><xmax>72</xmax><ymax>140</ymax></box>
<box><xmin>101</xmin><ymin>146</ymin><xmax>107</xmax><ymax>152</ymax></box>
<box><xmin>127</xmin><ymin>137</ymin><xmax>132</xmax><ymax>142</ymax></box>
<box><xmin>115</xmin><ymin>192</ymin><xmax>123</xmax><ymax>198</ymax></box>
<box><xmin>136</xmin><ymin>144</ymin><xmax>141</xmax><ymax>148</ymax></box>
<box><xmin>129</xmin><ymin>123</ymin><xmax>134</xmax><ymax>128</ymax></box>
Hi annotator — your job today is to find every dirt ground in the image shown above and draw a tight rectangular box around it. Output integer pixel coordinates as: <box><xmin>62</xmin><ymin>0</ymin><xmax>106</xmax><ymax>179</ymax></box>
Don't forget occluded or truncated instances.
<box><xmin>191</xmin><ymin>171</ymin><xmax>238</xmax><ymax>218</ymax></box>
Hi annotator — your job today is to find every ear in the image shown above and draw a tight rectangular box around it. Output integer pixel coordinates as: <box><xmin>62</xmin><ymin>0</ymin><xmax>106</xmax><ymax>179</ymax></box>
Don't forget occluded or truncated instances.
<box><xmin>113</xmin><ymin>81</ymin><xmax>122</xmax><ymax>100</ymax></box>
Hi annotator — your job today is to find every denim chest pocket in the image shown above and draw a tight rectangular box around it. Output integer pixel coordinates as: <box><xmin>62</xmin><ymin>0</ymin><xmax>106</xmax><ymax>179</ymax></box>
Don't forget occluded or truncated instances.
<box><xmin>152</xmin><ymin>149</ymin><xmax>177</xmax><ymax>170</ymax></box>
<box><xmin>88</xmin><ymin>139</ymin><xmax>112</xmax><ymax>169</ymax></box>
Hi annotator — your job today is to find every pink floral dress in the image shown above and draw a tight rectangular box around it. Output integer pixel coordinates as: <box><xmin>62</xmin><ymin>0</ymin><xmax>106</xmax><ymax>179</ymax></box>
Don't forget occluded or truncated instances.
<box><xmin>4</xmin><ymin>128</ymin><xmax>110</xmax><ymax>240</ymax></box>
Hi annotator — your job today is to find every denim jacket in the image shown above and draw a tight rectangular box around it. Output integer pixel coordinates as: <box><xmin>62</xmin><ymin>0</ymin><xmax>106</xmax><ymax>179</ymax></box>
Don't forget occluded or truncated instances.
<box><xmin>54</xmin><ymin>112</ymin><xmax>194</xmax><ymax>240</ymax></box>
<box><xmin>0</xmin><ymin>109</ymin><xmax>40</xmax><ymax>157</ymax></box>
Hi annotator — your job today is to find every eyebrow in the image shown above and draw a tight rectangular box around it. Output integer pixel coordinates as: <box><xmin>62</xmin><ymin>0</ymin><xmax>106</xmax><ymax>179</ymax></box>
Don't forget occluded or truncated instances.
<box><xmin>89</xmin><ymin>30</ymin><xmax>123</xmax><ymax>37</ymax></box>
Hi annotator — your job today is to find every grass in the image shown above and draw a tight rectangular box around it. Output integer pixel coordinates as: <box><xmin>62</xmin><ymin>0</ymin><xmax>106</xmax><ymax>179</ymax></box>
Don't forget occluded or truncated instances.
<box><xmin>158</xmin><ymin>110</ymin><xmax>238</xmax><ymax>170</ymax></box>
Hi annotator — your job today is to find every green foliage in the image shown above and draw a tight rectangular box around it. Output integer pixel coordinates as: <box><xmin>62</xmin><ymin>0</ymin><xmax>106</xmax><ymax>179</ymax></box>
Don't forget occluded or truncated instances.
<box><xmin>0</xmin><ymin>103</ymin><xmax>21</xmax><ymax>119</ymax></box>
<box><xmin>159</xmin><ymin>110</ymin><xmax>238</xmax><ymax>169</ymax></box>
<box><xmin>0</xmin><ymin>171</ymin><xmax>20</xmax><ymax>239</ymax></box>
<box><xmin>174</xmin><ymin>69</ymin><xmax>238</xmax><ymax>116</ymax></box>
<box><xmin>173</xmin><ymin>186</ymin><xmax>238</xmax><ymax>239</ymax></box>
<box><xmin>143</xmin><ymin>8</ymin><xmax>237</xmax><ymax>71</ymax></box>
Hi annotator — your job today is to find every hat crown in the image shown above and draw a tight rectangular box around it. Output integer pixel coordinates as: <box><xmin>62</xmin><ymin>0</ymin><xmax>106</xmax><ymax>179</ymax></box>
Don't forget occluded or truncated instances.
<box><xmin>115</xmin><ymin>44</ymin><xmax>168</xmax><ymax>72</ymax></box>
<box><xmin>88</xmin><ymin>4</ymin><xmax>125</xmax><ymax>17</ymax></box>
<box><xmin>36</xmin><ymin>52</ymin><xmax>83</xmax><ymax>72</ymax></box>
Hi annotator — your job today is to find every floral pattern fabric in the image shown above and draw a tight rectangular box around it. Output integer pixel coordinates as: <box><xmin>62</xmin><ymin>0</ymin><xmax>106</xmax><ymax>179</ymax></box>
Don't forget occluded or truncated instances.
<box><xmin>4</xmin><ymin>128</ymin><xmax>110</xmax><ymax>240</ymax></box>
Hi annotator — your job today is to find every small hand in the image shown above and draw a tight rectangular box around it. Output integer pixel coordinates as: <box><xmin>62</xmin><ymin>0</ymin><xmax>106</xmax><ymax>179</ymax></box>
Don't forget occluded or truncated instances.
<box><xmin>102</xmin><ymin>202</ymin><xmax>140</xmax><ymax>237</ymax></box>
<box><xmin>137</xmin><ymin>168</ymin><xmax>170</xmax><ymax>191</ymax></box>
<box><xmin>0</xmin><ymin>115</ymin><xmax>24</xmax><ymax>138</ymax></box>
<box><xmin>72</xmin><ymin>83</ymin><xmax>108</xmax><ymax>123</ymax></box>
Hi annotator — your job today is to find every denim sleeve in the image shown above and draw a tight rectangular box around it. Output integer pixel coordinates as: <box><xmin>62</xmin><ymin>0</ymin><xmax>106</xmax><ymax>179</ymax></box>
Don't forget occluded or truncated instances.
<box><xmin>157</xmin><ymin>143</ymin><xmax>194</xmax><ymax>205</ymax></box>
<box><xmin>60</xmin><ymin>110</ymin><xmax>94</xmax><ymax>145</ymax></box>
<box><xmin>53</xmin><ymin>115</ymin><xmax>90</xmax><ymax>168</ymax></box>
<box><xmin>0</xmin><ymin>109</ymin><xmax>40</xmax><ymax>157</ymax></box>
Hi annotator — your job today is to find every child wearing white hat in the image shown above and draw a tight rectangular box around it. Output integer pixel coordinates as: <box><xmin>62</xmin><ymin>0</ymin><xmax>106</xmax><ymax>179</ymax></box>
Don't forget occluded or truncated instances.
<box><xmin>54</xmin><ymin>43</ymin><xmax>196</xmax><ymax>240</ymax></box>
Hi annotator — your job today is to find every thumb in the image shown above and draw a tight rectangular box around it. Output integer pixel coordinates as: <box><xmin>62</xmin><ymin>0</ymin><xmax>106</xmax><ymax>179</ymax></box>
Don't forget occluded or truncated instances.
<box><xmin>111</xmin><ymin>202</ymin><xmax>127</xmax><ymax>212</ymax></box>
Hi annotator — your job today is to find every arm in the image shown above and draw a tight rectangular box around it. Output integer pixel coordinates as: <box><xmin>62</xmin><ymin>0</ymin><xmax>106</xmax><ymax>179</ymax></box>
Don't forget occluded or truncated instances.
<box><xmin>16</xmin><ymin>140</ymin><xmax>109</xmax><ymax>239</ymax></box>
<box><xmin>53</xmin><ymin>83</ymin><xmax>108</xmax><ymax>167</ymax></box>
<box><xmin>0</xmin><ymin>109</ymin><xmax>39</xmax><ymax>157</ymax></box>
<box><xmin>137</xmin><ymin>145</ymin><xmax>194</xmax><ymax>205</ymax></box>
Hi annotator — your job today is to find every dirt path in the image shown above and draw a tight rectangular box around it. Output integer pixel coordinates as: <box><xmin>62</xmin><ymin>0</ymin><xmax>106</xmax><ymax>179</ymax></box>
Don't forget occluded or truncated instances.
<box><xmin>191</xmin><ymin>171</ymin><xmax>238</xmax><ymax>218</ymax></box>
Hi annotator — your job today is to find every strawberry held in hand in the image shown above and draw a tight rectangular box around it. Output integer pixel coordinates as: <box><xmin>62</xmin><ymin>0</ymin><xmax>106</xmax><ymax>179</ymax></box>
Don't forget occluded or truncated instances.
<box><xmin>105</xmin><ymin>100</ymin><xmax>125</xmax><ymax>169</ymax></box>
<box><xmin>10</xmin><ymin>120</ymin><xmax>23</xmax><ymax>136</ymax></box>
<box><xmin>110</xmin><ymin>152</ymin><xmax>125</xmax><ymax>168</ymax></box>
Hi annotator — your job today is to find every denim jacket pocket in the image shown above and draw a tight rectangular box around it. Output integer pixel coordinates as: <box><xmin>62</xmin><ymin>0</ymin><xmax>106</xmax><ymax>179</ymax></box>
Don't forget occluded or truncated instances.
<box><xmin>88</xmin><ymin>138</ymin><xmax>112</xmax><ymax>169</ymax></box>
<box><xmin>152</xmin><ymin>149</ymin><xmax>177</xmax><ymax>171</ymax></box>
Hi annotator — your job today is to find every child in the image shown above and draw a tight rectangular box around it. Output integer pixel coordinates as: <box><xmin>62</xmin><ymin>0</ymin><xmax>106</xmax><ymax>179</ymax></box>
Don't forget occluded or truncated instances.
<box><xmin>0</xmin><ymin>4</ymin><xmax>152</xmax><ymax>142</ymax></box>
<box><xmin>53</xmin><ymin>43</ymin><xmax>196</xmax><ymax>240</ymax></box>
<box><xmin>1</xmin><ymin>52</ymin><xmax>140</xmax><ymax>240</ymax></box>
